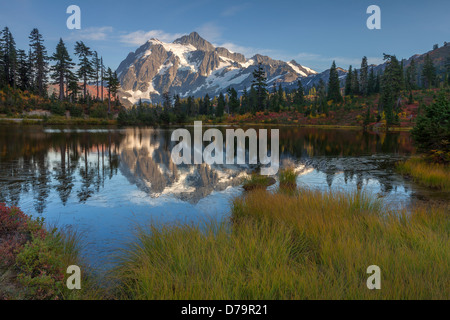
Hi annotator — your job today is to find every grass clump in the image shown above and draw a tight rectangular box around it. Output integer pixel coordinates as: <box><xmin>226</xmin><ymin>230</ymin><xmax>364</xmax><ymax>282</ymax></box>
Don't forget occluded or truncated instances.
<box><xmin>279</xmin><ymin>167</ymin><xmax>298</xmax><ymax>190</ymax></box>
<box><xmin>113</xmin><ymin>189</ymin><xmax>449</xmax><ymax>300</ymax></box>
<box><xmin>397</xmin><ymin>157</ymin><xmax>450</xmax><ymax>190</ymax></box>
<box><xmin>242</xmin><ymin>174</ymin><xmax>276</xmax><ymax>191</ymax></box>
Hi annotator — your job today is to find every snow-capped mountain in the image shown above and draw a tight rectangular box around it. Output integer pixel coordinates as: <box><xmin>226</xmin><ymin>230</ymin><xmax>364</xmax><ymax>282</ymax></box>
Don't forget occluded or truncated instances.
<box><xmin>116</xmin><ymin>32</ymin><xmax>317</xmax><ymax>106</ymax></box>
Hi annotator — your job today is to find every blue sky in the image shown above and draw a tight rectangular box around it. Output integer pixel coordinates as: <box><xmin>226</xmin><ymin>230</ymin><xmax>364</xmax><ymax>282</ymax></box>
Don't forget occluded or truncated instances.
<box><xmin>0</xmin><ymin>0</ymin><xmax>449</xmax><ymax>72</ymax></box>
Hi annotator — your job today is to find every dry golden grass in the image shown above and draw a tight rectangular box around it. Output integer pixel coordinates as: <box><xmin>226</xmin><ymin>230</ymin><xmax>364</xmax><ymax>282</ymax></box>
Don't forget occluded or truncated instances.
<box><xmin>397</xmin><ymin>157</ymin><xmax>450</xmax><ymax>191</ymax></box>
<box><xmin>113</xmin><ymin>188</ymin><xmax>449</xmax><ymax>300</ymax></box>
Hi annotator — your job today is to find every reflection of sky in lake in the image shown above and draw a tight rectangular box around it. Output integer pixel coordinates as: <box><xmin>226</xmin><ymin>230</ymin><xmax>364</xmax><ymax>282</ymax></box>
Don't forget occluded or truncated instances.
<box><xmin>0</xmin><ymin>125</ymin><xmax>432</xmax><ymax>270</ymax></box>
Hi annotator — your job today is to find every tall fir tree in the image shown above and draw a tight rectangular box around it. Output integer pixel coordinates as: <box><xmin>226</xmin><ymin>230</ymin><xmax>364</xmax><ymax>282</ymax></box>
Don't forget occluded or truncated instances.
<box><xmin>105</xmin><ymin>67</ymin><xmax>119</xmax><ymax>114</ymax></box>
<box><xmin>360</xmin><ymin>56</ymin><xmax>368</xmax><ymax>95</ymax></box>
<box><xmin>74</xmin><ymin>41</ymin><xmax>94</xmax><ymax>99</ymax></box>
<box><xmin>17</xmin><ymin>49</ymin><xmax>32</xmax><ymax>91</ymax></box>
<box><xmin>251</xmin><ymin>62</ymin><xmax>268</xmax><ymax>111</ymax></box>
<box><xmin>380</xmin><ymin>54</ymin><xmax>402</xmax><ymax>125</ymax></box>
<box><xmin>29</xmin><ymin>28</ymin><xmax>48</xmax><ymax>96</ymax></box>
<box><xmin>345</xmin><ymin>65</ymin><xmax>353</xmax><ymax>96</ymax></box>
<box><xmin>351</xmin><ymin>68</ymin><xmax>359</xmax><ymax>96</ymax></box>
<box><xmin>50</xmin><ymin>38</ymin><xmax>74</xmax><ymax>101</ymax></box>
<box><xmin>422</xmin><ymin>54</ymin><xmax>436</xmax><ymax>89</ymax></box>
<box><xmin>216</xmin><ymin>92</ymin><xmax>225</xmax><ymax>117</ymax></box>
<box><xmin>295</xmin><ymin>80</ymin><xmax>304</xmax><ymax>106</ymax></box>
<box><xmin>327</xmin><ymin>61</ymin><xmax>342</xmax><ymax>103</ymax></box>
<box><xmin>367</xmin><ymin>67</ymin><xmax>375</xmax><ymax>95</ymax></box>
<box><xmin>1</xmin><ymin>27</ymin><xmax>18</xmax><ymax>88</ymax></box>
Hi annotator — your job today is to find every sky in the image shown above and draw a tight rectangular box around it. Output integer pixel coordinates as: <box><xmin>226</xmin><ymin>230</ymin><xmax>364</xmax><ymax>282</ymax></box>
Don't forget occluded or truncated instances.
<box><xmin>0</xmin><ymin>0</ymin><xmax>449</xmax><ymax>72</ymax></box>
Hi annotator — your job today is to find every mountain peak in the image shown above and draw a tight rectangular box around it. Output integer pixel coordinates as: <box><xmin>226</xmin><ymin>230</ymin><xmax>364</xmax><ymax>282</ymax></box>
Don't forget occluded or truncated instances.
<box><xmin>173</xmin><ymin>31</ymin><xmax>215</xmax><ymax>52</ymax></box>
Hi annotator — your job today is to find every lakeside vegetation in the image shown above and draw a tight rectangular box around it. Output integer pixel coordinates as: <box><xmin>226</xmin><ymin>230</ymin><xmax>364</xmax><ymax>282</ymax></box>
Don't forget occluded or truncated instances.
<box><xmin>1</xmin><ymin>25</ymin><xmax>449</xmax><ymax>130</ymax></box>
<box><xmin>396</xmin><ymin>92</ymin><xmax>450</xmax><ymax>189</ymax></box>
<box><xmin>113</xmin><ymin>187</ymin><xmax>449</xmax><ymax>300</ymax></box>
<box><xmin>0</xmin><ymin>204</ymin><xmax>101</xmax><ymax>299</ymax></box>
<box><xmin>397</xmin><ymin>157</ymin><xmax>450</xmax><ymax>191</ymax></box>
<box><xmin>2</xmin><ymin>171</ymin><xmax>449</xmax><ymax>300</ymax></box>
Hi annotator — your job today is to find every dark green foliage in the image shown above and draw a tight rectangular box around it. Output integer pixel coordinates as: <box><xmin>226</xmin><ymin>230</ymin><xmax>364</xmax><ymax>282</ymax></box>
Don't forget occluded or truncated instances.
<box><xmin>251</xmin><ymin>63</ymin><xmax>268</xmax><ymax>111</ymax></box>
<box><xmin>422</xmin><ymin>54</ymin><xmax>436</xmax><ymax>89</ymax></box>
<box><xmin>50</xmin><ymin>39</ymin><xmax>74</xmax><ymax>101</ymax></box>
<box><xmin>345</xmin><ymin>65</ymin><xmax>353</xmax><ymax>96</ymax></box>
<box><xmin>327</xmin><ymin>61</ymin><xmax>342</xmax><ymax>103</ymax></box>
<box><xmin>74</xmin><ymin>41</ymin><xmax>94</xmax><ymax>98</ymax></box>
<box><xmin>227</xmin><ymin>87</ymin><xmax>239</xmax><ymax>114</ymax></box>
<box><xmin>29</xmin><ymin>28</ymin><xmax>48</xmax><ymax>96</ymax></box>
<box><xmin>380</xmin><ymin>54</ymin><xmax>403</xmax><ymax>125</ymax></box>
<box><xmin>360</xmin><ymin>56</ymin><xmax>368</xmax><ymax>95</ymax></box>
<box><xmin>411</xmin><ymin>93</ymin><xmax>450</xmax><ymax>163</ymax></box>
<box><xmin>216</xmin><ymin>92</ymin><xmax>225</xmax><ymax>117</ymax></box>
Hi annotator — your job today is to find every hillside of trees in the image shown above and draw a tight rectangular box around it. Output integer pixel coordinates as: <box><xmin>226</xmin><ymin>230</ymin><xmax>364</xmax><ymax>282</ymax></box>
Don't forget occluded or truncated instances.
<box><xmin>0</xmin><ymin>26</ymin><xmax>120</xmax><ymax>119</ymax></box>
<box><xmin>1</xmin><ymin>25</ymin><xmax>449</xmax><ymax>130</ymax></box>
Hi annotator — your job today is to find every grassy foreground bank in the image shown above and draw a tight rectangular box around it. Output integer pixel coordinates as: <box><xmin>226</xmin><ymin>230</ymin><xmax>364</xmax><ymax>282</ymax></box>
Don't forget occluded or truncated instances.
<box><xmin>2</xmin><ymin>185</ymin><xmax>449</xmax><ymax>300</ymax></box>
<box><xmin>113</xmin><ymin>188</ymin><xmax>449</xmax><ymax>300</ymax></box>
<box><xmin>397</xmin><ymin>157</ymin><xmax>450</xmax><ymax>191</ymax></box>
<box><xmin>0</xmin><ymin>204</ymin><xmax>102</xmax><ymax>300</ymax></box>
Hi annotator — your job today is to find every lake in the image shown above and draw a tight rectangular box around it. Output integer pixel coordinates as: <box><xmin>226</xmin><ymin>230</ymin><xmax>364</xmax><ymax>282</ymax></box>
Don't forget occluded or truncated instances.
<box><xmin>0</xmin><ymin>124</ymin><xmax>438</xmax><ymax>269</ymax></box>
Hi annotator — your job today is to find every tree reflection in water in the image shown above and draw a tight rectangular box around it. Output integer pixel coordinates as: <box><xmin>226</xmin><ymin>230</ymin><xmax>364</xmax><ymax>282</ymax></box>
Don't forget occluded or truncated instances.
<box><xmin>0</xmin><ymin>125</ymin><xmax>417</xmax><ymax>214</ymax></box>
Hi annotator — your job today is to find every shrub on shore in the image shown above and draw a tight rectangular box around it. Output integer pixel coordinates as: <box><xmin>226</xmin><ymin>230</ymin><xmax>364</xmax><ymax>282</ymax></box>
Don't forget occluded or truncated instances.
<box><xmin>0</xmin><ymin>204</ymin><xmax>101</xmax><ymax>300</ymax></box>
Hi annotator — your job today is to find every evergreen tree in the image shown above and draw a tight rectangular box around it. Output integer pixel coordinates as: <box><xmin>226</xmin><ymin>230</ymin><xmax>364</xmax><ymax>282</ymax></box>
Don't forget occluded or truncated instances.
<box><xmin>277</xmin><ymin>83</ymin><xmax>285</xmax><ymax>109</ymax></box>
<box><xmin>360</xmin><ymin>57</ymin><xmax>369</xmax><ymax>95</ymax></box>
<box><xmin>29</xmin><ymin>28</ymin><xmax>48</xmax><ymax>96</ymax></box>
<box><xmin>399</xmin><ymin>59</ymin><xmax>405</xmax><ymax>91</ymax></box>
<box><xmin>204</xmin><ymin>94</ymin><xmax>211</xmax><ymax>115</ymax></box>
<box><xmin>74</xmin><ymin>41</ymin><xmax>94</xmax><ymax>99</ymax></box>
<box><xmin>186</xmin><ymin>96</ymin><xmax>194</xmax><ymax>116</ymax></box>
<box><xmin>351</xmin><ymin>68</ymin><xmax>359</xmax><ymax>95</ymax></box>
<box><xmin>317</xmin><ymin>79</ymin><xmax>327</xmax><ymax>114</ymax></box>
<box><xmin>105</xmin><ymin>68</ymin><xmax>119</xmax><ymax>114</ymax></box>
<box><xmin>367</xmin><ymin>67</ymin><xmax>375</xmax><ymax>95</ymax></box>
<box><xmin>411</xmin><ymin>93</ymin><xmax>450</xmax><ymax>162</ymax></box>
<box><xmin>93</xmin><ymin>51</ymin><xmax>100</xmax><ymax>100</ymax></box>
<box><xmin>17</xmin><ymin>49</ymin><xmax>32</xmax><ymax>91</ymax></box>
<box><xmin>295</xmin><ymin>80</ymin><xmax>304</xmax><ymax>106</ymax></box>
<box><xmin>405</xmin><ymin>58</ymin><xmax>417</xmax><ymax>91</ymax></box>
<box><xmin>1</xmin><ymin>27</ymin><xmax>18</xmax><ymax>88</ymax></box>
<box><xmin>241</xmin><ymin>87</ymin><xmax>248</xmax><ymax>114</ymax></box>
<box><xmin>327</xmin><ymin>61</ymin><xmax>342</xmax><ymax>103</ymax></box>
<box><xmin>251</xmin><ymin>63</ymin><xmax>268</xmax><ymax>111</ymax></box>
<box><xmin>380</xmin><ymin>54</ymin><xmax>402</xmax><ymax>125</ymax></box>
<box><xmin>216</xmin><ymin>92</ymin><xmax>225</xmax><ymax>117</ymax></box>
<box><xmin>100</xmin><ymin>57</ymin><xmax>105</xmax><ymax>101</ymax></box>
<box><xmin>50</xmin><ymin>38</ymin><xmax>74</xmax><ymax>101</ymax></box>
<box><xmin>227</xmin><ymin>87</ymin><xmax>239</xmax><ymax>114</ymax></box>
<box><xmin>422</xmin><ymin>54</ymin><xmax>436</xmax><ymax>89</ymax></box>
<box><xmin>345</xmin><ymin>65</ymin><xmax>353</xmax><ymax>96</ymax></box>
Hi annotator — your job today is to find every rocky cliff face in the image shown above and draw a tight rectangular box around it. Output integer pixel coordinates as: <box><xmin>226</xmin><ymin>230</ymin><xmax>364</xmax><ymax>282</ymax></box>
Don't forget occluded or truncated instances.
<box><xmin>116</xmin><ymin>32</ymin><xmax>317</xmax><ymax>106</ymax></box>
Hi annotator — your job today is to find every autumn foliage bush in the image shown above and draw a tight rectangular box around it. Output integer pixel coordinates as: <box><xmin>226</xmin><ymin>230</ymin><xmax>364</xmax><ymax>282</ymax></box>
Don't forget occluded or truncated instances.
<box><xmin>0</xmin><ymin>203</ymin><xmax>70</xmax><ymax>299</ymax></box>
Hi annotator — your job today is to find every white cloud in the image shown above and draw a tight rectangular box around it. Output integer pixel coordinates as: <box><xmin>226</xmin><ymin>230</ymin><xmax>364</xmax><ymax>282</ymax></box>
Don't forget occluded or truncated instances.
<box><xmin>67</xmin><ymin>26</ymin><xmax>113</xmax><ymax>41</ymax></box>
<box><xmin>119</xmin><ymin>30</ymin><xmax>184</xmax><ymax>46</ymax></box>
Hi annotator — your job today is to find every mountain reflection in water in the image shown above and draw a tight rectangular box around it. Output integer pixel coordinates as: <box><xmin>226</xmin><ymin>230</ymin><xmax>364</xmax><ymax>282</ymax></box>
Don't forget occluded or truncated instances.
<box><xmin>1</xmin><ymin>125</ymin><xmax>429</xmax><ymax>267</ymax></box>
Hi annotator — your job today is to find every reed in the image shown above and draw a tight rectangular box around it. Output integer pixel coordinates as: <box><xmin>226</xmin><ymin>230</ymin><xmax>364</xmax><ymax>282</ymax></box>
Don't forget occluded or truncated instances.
<box><xmin>113</xmin><ymin>188</ymin><xmax>449</xmax><ymax>300</ymax></box>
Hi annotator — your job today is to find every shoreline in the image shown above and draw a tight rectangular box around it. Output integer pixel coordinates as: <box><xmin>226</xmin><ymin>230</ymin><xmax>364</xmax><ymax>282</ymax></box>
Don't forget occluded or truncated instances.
<box><xmin>0</xmin><ymin>117</ymin><xmax>413</xmax><ymax>131</ymax></box>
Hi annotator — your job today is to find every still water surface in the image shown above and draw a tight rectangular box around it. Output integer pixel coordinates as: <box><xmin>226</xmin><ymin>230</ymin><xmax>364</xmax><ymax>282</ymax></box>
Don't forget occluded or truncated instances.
<box><xmin>0</xmin><ymin>125</ymin><xmax>435</xmax><ymax>268</ymax></box>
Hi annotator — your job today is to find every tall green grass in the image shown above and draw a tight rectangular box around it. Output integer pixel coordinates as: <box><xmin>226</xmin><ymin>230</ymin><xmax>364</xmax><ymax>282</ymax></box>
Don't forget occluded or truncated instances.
<box><xmin>113</xmin><ymin>189</ymin><xmax>450</xmax><ymax>300</ymax></box>
<box><xmin>242</xmin><ymin>174</ymin><xmax>276</xmax><ymax>191</ymax></box>
<box><xmin>397</xmin><ymin>157</ymin><xmax>450</xmax><ymax>190</ymax></box>
<box><xmin>278</xmin><ymin>167</ymin><xmax>298</xmax><ymax>190</ymax></box>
